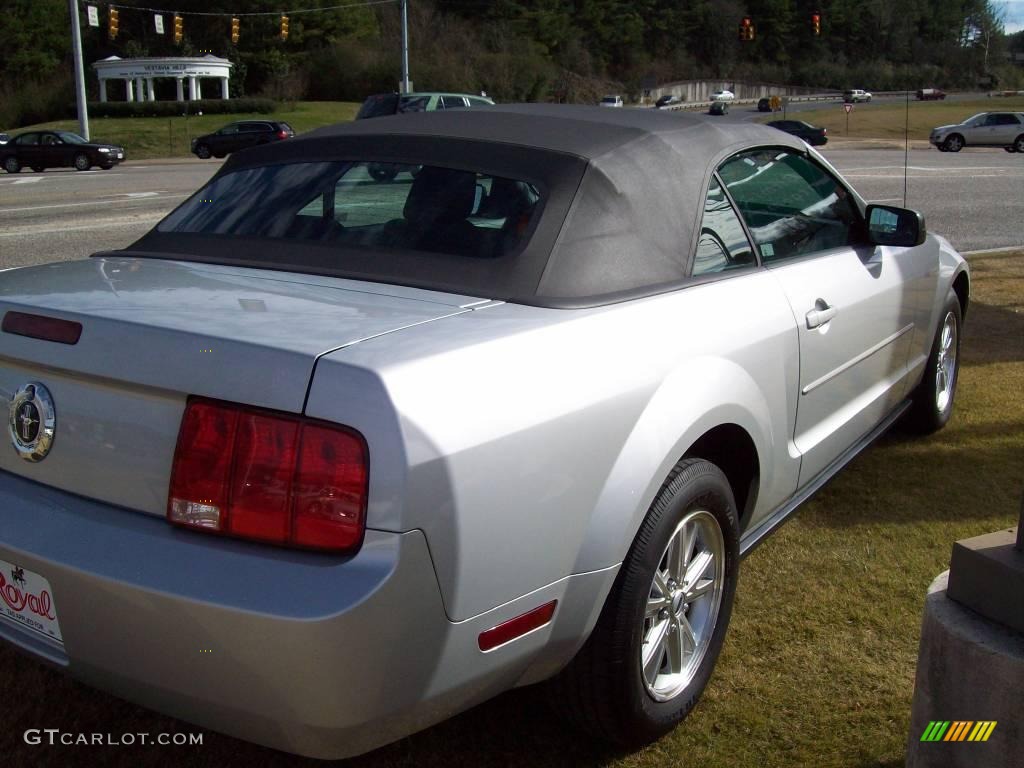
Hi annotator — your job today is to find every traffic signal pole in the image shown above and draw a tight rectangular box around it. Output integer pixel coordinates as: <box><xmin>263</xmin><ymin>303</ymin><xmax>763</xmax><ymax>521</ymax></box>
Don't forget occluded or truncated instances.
<box><xmin>400</xmin><ymin>0</ymin><xmax>411</xmax><ymax>93</ymax></box>
<box><xmin>68</xmin><ymin>0</ymin><xmax>90</xmax><ymax>140</ymax></box>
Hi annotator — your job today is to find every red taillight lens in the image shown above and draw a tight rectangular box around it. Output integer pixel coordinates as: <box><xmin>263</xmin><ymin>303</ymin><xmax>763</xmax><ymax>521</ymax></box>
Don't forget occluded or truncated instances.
<box><xmin>276</xmin><ymin>130</ymin><xmax>288</xmax><ymax>139</ymax></box>
<box><xmin>822</xmin><ymin>127</ymin><xmax>827</xmax><ymax>134</ymax></box>
<box><xmin>169</xmin><ymin>401</ymin><xmax>239</xmax><ymax>530</ymax></box>
<box><xmin>292</xmin><ymin>424</ymin><xmax>368</xmax><ymax>550</ymax></box>
<box><xmin>168</xmin><ymin>399</ymin><xmax>368</xmax><ymax>552</ymax></box>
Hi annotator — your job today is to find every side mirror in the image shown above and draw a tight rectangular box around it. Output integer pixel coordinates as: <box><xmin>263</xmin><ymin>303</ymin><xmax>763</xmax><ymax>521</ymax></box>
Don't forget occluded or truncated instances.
<box><xmin>866</xmin><ymin>204</ymin><xmax>926</xmax><ymax>247</ymax></box>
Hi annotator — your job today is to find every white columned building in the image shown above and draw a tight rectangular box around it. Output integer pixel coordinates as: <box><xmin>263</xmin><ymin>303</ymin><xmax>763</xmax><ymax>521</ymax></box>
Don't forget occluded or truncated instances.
<box><xmin>91</xmin><ymin>55</ymin><xmax>233</xmax><ymax>103</ymax></box>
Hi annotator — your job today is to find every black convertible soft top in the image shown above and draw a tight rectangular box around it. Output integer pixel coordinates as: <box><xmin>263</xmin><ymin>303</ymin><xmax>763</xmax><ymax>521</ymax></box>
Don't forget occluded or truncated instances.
<box><xmin>129</xmin><ymin>105</ymin><xmax>809</xmax><ymax>307</ymax></box>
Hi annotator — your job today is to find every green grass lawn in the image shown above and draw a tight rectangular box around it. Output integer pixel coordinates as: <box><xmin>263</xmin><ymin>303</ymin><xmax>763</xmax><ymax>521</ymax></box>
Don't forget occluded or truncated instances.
<box><xmin>0</xmin><ymin>252</ymin><xmax>1020</xmax><ymax>767</ymax></box>
<box><xmin>769</xmin><ymin>97</ymin><xmax>1024</xmax><ymax>141</ymax></box>
<box><xmin>15</xmin><ymin>101</ymin><xmax>361</xmax><ymax>160</ymax></box>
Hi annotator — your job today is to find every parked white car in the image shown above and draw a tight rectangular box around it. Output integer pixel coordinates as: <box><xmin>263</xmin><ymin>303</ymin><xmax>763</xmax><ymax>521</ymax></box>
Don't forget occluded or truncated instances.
<box><xmin>599</xmin><ymin>95</ymin><xmax>624</xmax><ymax>108</ymax></box>
<box><xmin>711</xmin><ymin>89</ymin><xmax>735</xmax><ymax>101</ymax></box>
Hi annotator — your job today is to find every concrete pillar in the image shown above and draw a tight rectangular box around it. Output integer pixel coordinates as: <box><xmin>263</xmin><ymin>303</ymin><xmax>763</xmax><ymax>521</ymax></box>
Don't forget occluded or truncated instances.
<box><xmin>905</xmin><ymin>571</ymin><xmax>1023</xmax><ymax>768</ymax></box>
<box><xmin>134</xmin><ymin>77</ymin><xmax>145</xmax><ymax>102</ymax></box>
<box><xmin>220</xmin><ymin>77</ymin><xmax>229</xmax><ymax>99</ymax></box>
<box><xmin>187</xmin><ymin>76</ymin><xmax>197</xmax><ymax>101</ymax></box>
<box><xmin>175</xmin><ymin>78</ymin><xmax>184</xmax><ymax>102</ymax></box>
<box><xmin>99</xmin><ymin>79</ymin><xmax>108</xmax><ymax>103</ymax></box>
<box><xmin>146</xmin><ymin>78</ymin><xmax>156</xmax><ymax>101</ymax></box>
<box><xmin>125</xmin><ymin>79</ymin><xmax>134</xmax><ymax>102</ymax></box>
<box><xmin>195</xmin><ymin>79</ymin><xmax>203</xmax><ymax>100</ymax></box>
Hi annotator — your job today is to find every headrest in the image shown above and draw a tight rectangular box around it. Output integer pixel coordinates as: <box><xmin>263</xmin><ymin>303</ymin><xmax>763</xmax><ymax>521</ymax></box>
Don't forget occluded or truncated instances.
<box><xmin>403</xmin><ymin>166</ymin><xmax>477</xmax><ymax>227</ymax></box>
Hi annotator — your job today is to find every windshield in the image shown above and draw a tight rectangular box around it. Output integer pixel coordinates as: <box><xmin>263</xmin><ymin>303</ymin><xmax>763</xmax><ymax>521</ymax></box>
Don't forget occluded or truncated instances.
<box><xmin>963</xmin><ymin>114</ymin><xmax>986</xmax><ymax>126</ymax></box>
<box><xmin>158</xmin><ymin>160</ymin><xmax>542</xmax><ymax>261</ymax></box>
<box><xmin>57</xmin><ymin>132</ymin><xmax>87</xmax><ymax>144</ymax></box>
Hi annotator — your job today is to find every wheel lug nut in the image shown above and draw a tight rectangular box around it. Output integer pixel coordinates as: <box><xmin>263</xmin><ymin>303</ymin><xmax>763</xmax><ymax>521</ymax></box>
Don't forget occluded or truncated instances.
<box><xmin>658</xmin><ymin>608</ymin><xmax>669</xmax><ymax>621</ymax></box>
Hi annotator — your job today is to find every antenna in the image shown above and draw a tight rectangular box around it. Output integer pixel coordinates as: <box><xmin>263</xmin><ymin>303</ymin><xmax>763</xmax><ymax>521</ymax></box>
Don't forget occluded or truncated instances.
<box><xmin>903</xmin><ymin>88</ymin><xmax>910</xmax><ymax>207</ymax></box>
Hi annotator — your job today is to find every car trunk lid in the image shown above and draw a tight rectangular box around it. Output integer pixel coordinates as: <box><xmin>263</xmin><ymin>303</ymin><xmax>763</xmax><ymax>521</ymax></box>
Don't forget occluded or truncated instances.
<box><xmin>0</xmin><ymin>256</ymin><xmax>477</xmax><ymax>516</ymax></box>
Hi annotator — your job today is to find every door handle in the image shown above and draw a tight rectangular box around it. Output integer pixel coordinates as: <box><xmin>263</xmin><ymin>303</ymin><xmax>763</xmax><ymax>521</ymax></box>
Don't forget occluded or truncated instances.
<box><xmin>806</xmin><ymin>299</ymin><xmax>837</xmax><ymax>329</ymax></box>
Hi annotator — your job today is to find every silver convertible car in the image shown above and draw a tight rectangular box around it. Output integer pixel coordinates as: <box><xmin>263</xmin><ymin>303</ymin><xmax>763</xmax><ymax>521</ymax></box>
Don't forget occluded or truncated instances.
<box><xmin>0</xmin><ymin>106</ymin><xmax>968</xmax><ymax>758</ymax></box>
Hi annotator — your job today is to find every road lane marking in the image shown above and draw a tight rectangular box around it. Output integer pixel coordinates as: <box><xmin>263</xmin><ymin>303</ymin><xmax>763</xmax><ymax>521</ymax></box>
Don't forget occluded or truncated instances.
<box><xmin>0</xmin><ymin>215</ymin><xmax>165</xmax><ymax>238</ymax></box>
<box><xmin>11</xmin><ymin>178</ymin><xmax>44</xmax><ymax>185</ymax></box>
<box><xmin>0</xmin><ymin>193</ymin><xmax>187</xmax><ymax>213</ymax></box>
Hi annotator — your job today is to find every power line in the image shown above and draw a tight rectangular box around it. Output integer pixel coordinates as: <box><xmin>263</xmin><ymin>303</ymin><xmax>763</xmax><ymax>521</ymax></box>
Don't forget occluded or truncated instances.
<box><xmin>82</xmin><ymin>0</ymin><xmax>399</xmax><ymax>18</ymax></box>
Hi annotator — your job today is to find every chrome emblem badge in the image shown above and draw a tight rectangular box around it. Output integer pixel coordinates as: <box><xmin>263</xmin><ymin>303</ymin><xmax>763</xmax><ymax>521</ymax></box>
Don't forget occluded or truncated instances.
<box><xmin>9</xmin><ymin>382</ymin><xmax>56</xmax><ymax>462</ymax></box>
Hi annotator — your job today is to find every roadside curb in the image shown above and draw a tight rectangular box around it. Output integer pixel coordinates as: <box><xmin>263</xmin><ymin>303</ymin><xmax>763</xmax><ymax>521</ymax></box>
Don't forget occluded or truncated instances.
<box><xmin>963</xmin><ymin>246</ymin><xmax>1024</xmax><ymax>256</ymax></box>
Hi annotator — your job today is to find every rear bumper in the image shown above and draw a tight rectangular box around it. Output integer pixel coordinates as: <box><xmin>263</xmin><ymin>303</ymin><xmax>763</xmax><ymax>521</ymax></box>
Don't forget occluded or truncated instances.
<box><xmin>0</xmin><ymin>470</ymin><xmax>615</xmax><ymax>758</ymax></box>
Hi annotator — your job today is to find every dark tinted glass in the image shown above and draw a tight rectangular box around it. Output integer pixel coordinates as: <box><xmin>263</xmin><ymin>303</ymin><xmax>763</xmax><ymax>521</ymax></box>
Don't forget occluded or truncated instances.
<box><xmin>15</xmin><ymin>134</ymin><xmax>39</xmax><ymax>146</ymax></box>
<box><xmin>398</xmin><ymin>95</ymin><xmax>430</xmax><ymax>113</ymax></box>
<box><xmin>158</xmin><ymin>161</ymin><xmax>542</xmax><ymax>260</ymax></box>
<box><xmin>356</xmin><ymin>94</ymin><xmax>399</xmax><ymax>119</ymax></box>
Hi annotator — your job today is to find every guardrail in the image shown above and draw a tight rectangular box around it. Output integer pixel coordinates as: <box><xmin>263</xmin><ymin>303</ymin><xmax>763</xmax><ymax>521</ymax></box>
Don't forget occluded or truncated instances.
<box><xmin>659</xmin><ymin>93</ymin><xmax>843</xmax><ymax>112</ymax></box>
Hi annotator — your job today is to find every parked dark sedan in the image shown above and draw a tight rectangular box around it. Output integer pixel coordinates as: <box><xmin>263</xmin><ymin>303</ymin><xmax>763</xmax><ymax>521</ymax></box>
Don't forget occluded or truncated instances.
<box><xmin>190</xmin><ymin>120</ymin><xmax>294</xmax><ymax>159</ymax></box>
<box><xmin>1</xmin><ymin>131</ymin><xmax>125</xmax><ymax>173</ymax></box>
<box><xmin>766</xmin><ymin>119</ymin><xmax>828</xmax><ymax>146</ymax></box>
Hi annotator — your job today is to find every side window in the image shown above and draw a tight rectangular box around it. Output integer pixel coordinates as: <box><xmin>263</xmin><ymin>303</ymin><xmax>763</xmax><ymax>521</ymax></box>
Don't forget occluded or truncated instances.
<box><xmin>718</xmin><ymin>149</ymin><xmax>862</xmax><ymax>263</ymax></box>
<box><xmin>219</xmin><ymin>124</ymin><xmax>240</xmax><ymax>135</ymax></box>
<box><xmin>692</xmin><ymin>178</ymin><xmax>756</xmax><ymax>276</ymax></box>
<box><xmin>440</xmin><ymin>95</ymin><xmax>468</xmax><ymax>110</ymax></box>
<box><xmin>15</xmin><ymin>134</ymin><xmax>39</xmax><ymax>146</ymax></box>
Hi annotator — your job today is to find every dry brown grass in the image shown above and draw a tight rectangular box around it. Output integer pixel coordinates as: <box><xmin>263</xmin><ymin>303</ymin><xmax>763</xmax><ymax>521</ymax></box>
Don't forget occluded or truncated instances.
<box><xmin>1</xmin><ymin>252</ymin><xmax>1021</xmax><ymax>768</ymax></box>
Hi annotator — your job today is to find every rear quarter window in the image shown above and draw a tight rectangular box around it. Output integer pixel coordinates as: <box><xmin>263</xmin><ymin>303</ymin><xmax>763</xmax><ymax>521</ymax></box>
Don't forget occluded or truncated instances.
<box><xmin>158</xmin><ymin>161</ymin><xmax>543</xmax><ymax>261</ymax></box>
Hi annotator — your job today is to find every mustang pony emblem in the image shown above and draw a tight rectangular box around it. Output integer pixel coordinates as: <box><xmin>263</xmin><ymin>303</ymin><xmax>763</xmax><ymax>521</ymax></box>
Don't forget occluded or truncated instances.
<box><xmin>8</xmin><ymin>382</ymin><xmax>56</xmax><ymax>463</ymax></box>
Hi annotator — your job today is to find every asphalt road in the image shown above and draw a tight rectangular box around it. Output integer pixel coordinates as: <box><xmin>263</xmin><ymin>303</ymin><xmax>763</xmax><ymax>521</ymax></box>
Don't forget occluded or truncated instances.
<box><xmin>1</xmin><ymin>147</ymin><xmax>1021</xmax><ymax>271</ymax></box>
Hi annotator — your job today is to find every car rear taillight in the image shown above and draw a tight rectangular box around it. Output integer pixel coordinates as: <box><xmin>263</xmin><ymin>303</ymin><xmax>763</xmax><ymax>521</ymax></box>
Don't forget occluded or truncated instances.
<box><xmin>822</xmin><ymin>127</ymin><xmax>827</xmax><ymax>135</ymax></box>
<box><xmin>276</xmin><ymin>130</ymin><xmax>289</xmax><ymax>139</ymax></box>
<box><xmin>168</xmin><ymin>398</ymin><xmax>368</xmax><ymax>552</ymax></box>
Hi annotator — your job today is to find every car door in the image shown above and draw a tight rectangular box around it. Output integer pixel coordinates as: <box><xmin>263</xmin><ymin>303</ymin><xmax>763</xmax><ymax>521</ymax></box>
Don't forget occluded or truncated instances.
<box><xmin>240</xmin><ymin>122</ymin><xmax>270</xmax><ymax>148</ymax></box>
<box><xmin>214</xmin><ymin>123</ymin><xmax>241</xmax><ymax>153</ymax></box>
<box><xmin>40</xmin><ymin>133</ymin><xmax>68</xmax><ymax>168</ymax></box>
<box><xmin>14</xmin><ymin>133</ymin><xmax>44</xmax><ymax>168</ymax></box>
<box><xmin>988</xmin><ymin>113</ymin><xmax>1022</xmax><ymax>144</ymax></box>
<box><xmin>719</xmin><ymin>148</ymin><xmax>933</xmax><ymax>487</ymax></box>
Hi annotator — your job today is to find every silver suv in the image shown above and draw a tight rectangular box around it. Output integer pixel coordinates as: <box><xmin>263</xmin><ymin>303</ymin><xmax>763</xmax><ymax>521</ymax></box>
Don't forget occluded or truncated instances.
<box><xmin>930</xmin><ymin>112</ymin><xmax>1024</xmax><ymax>153</ymax></box>
<box><xmin>842</xmin><ymin>89</ymin><xmax>872</xmax><ymax>103</ymax></box>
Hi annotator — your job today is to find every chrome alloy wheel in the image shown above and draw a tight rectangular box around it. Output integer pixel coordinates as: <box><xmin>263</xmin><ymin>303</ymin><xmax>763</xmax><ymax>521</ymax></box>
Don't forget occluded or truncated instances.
<box><xmin>641</xmin><ymin>509</ymin><xmax>725</xmax><ymax>701</ymax></box>
<box><xmin>935</xmin><ymin>310</ymin><xmax>958</xmax><ymax>413</ymax></box>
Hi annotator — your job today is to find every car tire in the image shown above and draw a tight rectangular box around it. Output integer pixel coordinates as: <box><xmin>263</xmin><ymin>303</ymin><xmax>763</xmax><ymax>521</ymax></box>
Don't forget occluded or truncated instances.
<box><xmin>73</xmin><ymin>153</ymin><xmax>91</xmax><ymax>171</ymax></box>
<box><xmin>195</xmin><ymin>144</ymin><xmax>212</xmax><ymax>160</ymax></box>
<box><xmin>942</xmin><ymin>134</ymin><xmax>964</xmax><ymax>152</ymax></box>
<box><xmin>1005</xmin><ymin>146</ymin><xmax>1016</xmax><ymax>153</ymax></box>
<box><xmin>907</xmin><ymin>291</ymin><xmax>962</xmax><ymax>434</ymax></box>
<box><xmin>368</xmin><ymin>164</ymin><xmax>399</xmax><ymax>182</ymax></box>
<box><xmin>31</xmin><ymin>166</ymin><xmax>45</xmax><ymax>172</ymax></box>
<box><xmin>3</xmin><ymin>156</ymin><xmax>21</xmax><ymax>174</ymax></box>
<box><xmin>551</xmin><ymin>458</ymin><xmax>739</xmax><ymax>747</ymax></box>
<box><xmin>213</xmin><ymin>151</ymin><xmax>226</xmax><ymax>159</ymax></box>
<box><xmin>1014</xmin><ymin>135</ymin><xmax>1024</xmax><ymax>153</ymax></box>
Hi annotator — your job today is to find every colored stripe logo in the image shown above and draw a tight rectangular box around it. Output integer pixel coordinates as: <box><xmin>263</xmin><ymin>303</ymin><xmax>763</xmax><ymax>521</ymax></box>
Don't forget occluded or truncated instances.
<box><xmin>920</xmin><ymin>721</ymin><xmax>997</xmax><ymax>742</ymax></box>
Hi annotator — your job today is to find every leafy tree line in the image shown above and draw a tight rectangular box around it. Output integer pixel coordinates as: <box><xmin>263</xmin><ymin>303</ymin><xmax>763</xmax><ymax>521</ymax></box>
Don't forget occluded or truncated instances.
<box><xmin>1</xmin><ymin>0</ymin><xmax>1020</xmax><ymax>128</ymax></box>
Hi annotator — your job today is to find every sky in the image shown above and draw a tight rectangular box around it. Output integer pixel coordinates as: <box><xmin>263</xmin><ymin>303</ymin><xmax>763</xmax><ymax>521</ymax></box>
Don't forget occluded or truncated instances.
<box><xmin>1000</xmin><ymin>0</ymin><xmax>1024</xmax><ymax>33</ymax></box>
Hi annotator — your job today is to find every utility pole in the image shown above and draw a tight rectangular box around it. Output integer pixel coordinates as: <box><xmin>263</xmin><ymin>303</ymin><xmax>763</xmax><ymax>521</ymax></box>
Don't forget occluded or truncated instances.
<box><xmin>69</xmin><ymin>0</ymin><xmax>90</xmax><ymax>140</ymax></box>
<box><xmin>400</xmin><ymin>0</ymin><xmax>411</xmax><ymax>93</ymax></box>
